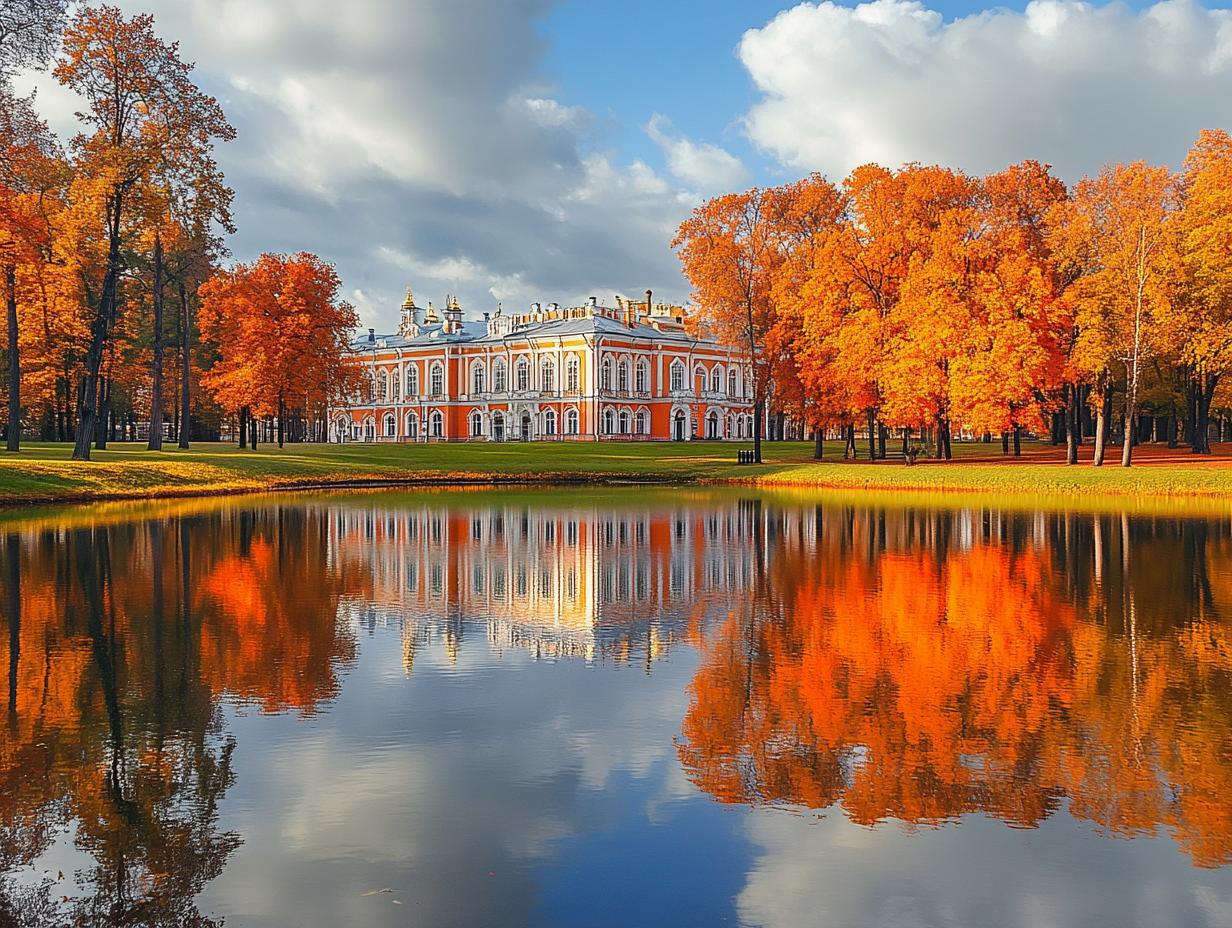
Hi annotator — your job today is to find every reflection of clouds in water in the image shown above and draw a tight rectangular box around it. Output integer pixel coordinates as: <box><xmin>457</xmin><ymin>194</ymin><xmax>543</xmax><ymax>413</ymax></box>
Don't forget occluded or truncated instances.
<box><xmin>199</xmin><ymin>627</ymin><xmax>702</xmax><ymax>927</ymax></box>
<box><xmin>737</xmin><ymin>811</ymin><xmax>1230</xmax><ymax>928</ymax></box>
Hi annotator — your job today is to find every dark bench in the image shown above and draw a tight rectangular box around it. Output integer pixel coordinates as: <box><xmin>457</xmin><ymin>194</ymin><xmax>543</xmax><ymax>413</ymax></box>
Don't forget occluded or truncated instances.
<box><xmin>737</xmin><ymin>450</ymin><xmax>756</xmax><ymax>465</ymax></box>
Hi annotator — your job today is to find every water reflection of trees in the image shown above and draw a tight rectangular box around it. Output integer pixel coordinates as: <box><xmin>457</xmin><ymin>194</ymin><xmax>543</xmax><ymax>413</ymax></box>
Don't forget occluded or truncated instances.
<box><xmin>0</xmin><ymin>508</ymin><xmax>357</xmax><ymax>925</ymax></box>
<box><xmin>677</xmin><ymin>505</ymin><xmax>1232</xmax><ymax>868</ymax></box>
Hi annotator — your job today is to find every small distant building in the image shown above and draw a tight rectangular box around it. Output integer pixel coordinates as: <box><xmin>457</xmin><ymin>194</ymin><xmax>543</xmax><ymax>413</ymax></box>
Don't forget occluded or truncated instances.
<box><xmin>331</xmin><ymin>286</ymin><xmax>753</xmax><ymax>442</ymax></box>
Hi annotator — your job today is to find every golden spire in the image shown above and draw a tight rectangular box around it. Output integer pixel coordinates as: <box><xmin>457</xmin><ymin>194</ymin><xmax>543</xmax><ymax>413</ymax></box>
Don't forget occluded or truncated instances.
<box><xmin>423</xmin><ymin>300</ymin><xmax>440</xmax><ymax>323</ymax></box>
<box><xmin>401</xmin><ymin>286</ymin><xmax>415</xmax><ymax>310</ymax></box>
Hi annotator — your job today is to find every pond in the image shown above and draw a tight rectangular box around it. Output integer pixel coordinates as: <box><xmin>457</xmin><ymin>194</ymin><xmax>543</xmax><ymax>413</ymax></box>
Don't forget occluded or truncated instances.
<box><xmin>1</xmin><ymin>488</ymin><xmax>1231</xmax><ymax>927</ymax></box>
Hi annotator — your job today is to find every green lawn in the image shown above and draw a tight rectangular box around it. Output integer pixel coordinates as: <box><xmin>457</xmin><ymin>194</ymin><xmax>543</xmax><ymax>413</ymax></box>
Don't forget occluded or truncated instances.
<box><xmin>2</xmin><ymin>439</ymin><xmax>1232</xmax><ymax>509</ymax></box>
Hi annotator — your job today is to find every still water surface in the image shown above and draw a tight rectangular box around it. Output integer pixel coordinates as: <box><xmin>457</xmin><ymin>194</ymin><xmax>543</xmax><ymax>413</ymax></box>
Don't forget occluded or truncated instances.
<box><xmin>1</xmin><ymin>488</ymin><xmax>1231</xmax><ymax>927</ymax></box>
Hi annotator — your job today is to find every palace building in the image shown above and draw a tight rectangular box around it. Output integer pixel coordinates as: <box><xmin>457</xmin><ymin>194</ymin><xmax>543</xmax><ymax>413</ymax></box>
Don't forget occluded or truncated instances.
<box><xmin>331</xmin><ymin>287</ymin><xmax>753</xmax><ymax>442</ymax></box>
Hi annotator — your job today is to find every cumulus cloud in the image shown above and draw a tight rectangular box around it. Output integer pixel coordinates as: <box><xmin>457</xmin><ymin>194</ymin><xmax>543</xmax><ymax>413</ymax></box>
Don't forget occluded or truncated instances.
<box><xmin>15</xmin><ymin>0</ymin><xmax>695</xmax><ymax>331</ymax></box>
<box><xmin>739</xmin><ymin>0</ymin><xmax>1232</xmax><ymax>180</ymax></box>
<box><xmin>646</xmin><ymin>113</ymin><xmax>749</xmax><ymax>192</ymax></box>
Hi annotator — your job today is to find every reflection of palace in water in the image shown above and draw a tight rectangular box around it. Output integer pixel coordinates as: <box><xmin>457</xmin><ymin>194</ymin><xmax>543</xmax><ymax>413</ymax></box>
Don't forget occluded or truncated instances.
<box><xmin>326</xmin><ymin>499</ymin><xmax>765</xmax><ymax>669</ymax></box>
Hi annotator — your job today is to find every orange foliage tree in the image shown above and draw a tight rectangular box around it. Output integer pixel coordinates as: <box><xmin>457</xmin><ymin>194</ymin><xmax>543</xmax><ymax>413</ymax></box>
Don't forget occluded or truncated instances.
<box><xmin>198</xmin><ymin>252</ymin><xmax>359</xmax><ymax>448</ymax></box>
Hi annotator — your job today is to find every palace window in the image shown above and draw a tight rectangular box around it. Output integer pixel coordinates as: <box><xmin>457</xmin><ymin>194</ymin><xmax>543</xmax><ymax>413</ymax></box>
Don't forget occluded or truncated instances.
<box><xmin>543</xmin><ymin>408</ymin><xmax>557</xmax><ymax>435</ymax></box>
<box><xmin>378</xmin><ymin>369</ymin><xmax>388</xmax><ymax>402</ymax></box>
<box><xmin>635</xmin><ymin>410</ymin><xmax>647</xmax><ymax>435</ymax></box>
<box><xmin>430</xmin><ymin>410</ymin><xmax>443</xmax><ymax>437</ymax></box>
<box><xmin>470</xmin><ymin>410</ymin><xmax>483</xmax><ymax>437</ymax></box>
<box><xmin>619</xmin><ymin>410</ymin><xmax>630</xmax><ymax>434</ymax></box>
<box><xmin>493</xmin><ymin>359</ymin><xmax>507</xmax><ymax>392</ymax></box>
<box><xmin>383</xmin><ymin>413</ymin><xmax>396</xmax><ymax>437</ymax></box>
<box><xmin>542</xmin><ymin>359</ymin><xmax>555</xmax><ymax>393</ymax></box>
<box><xmin>472</xmin><ymin>362</ymin><xmax>485</xmax><ymax>394</ymax></box>
<box><xmin>669</xmin><ymin>360</ymin><xmax>685</xmax><ymax>392</ymax></box>
<box><xmin>391</xmin><ymin>370</ymin><xmax>400</xmax><ymax>401</ymax></box>
<box><xmin>601</xmin><ymin>358</ymin><xmax>612</xmax><ymax>391</ymax></box>
<box><xmin>516</xmin><ymin>357</ymin><xmax>530</xmax><ymax>392</ymax></box>
<box><xmin>603</xmin><ymin>408</ymin><xmax>614</xmax><ymax>434</ymax></box>
<box><xmin>565</xmin><ymin>407</ymin><xmax>579</xmax><ymax>435</ymax></box>
<box><xmin>635</xmin><ymin>360</ymin><xmax>648</xmax><ymax>393</ymax></box>
<box><xmin>728</xmin><ymin>368</ymin><xmax>737</xmax><ymax>397</ymax></box>
<box><xmin>406</xmin><ymin>412</ymin><xmax>419</xmax><ymax>439</ymax></box>
<box><xmin>566</xmin><ymin>356</ymin><xmax>579</xmax><ymax>393</ymax></box>
<box><xmin>711</xmin><ymin>366</ymin><xmax>722</xmax><ymax>394</ymax></box>
<box><xmin>406</xmin><ymin>364</ymin><xmax>419</xmax><ymax>397</ymax></box>
<box><xmin>618</xmin><ymin>360</ymin><xmax>629</xmax><ymax>393</ymax></box>
<box><xmin>430</xmin><ymin>362</ymin><xmax>444</xmax><ymax>396</ymax></box>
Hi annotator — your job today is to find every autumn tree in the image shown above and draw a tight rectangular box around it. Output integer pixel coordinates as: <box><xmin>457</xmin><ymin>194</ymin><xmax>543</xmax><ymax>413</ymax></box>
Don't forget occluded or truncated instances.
<box><xmin>54</xmin><ymin>5</ymin><xmax>232</xmax><ymax>460</ymax></box>
<box><xmin>198</xmin><ymin>252</ymin><xmax>359</xmax><ymax>449</ymax></box>
<box><xmin>674</xmin><ymin>188</ymin><xmax>784</xmax><ymax>462</ymax></box>
<box><xmin>1048</xmin><ymin>162</ymin><xmax>1182</xmax><ymax>466</ymax></box>
<box><xmin>1177</xmin><ymin>129</ymin><xmax>1232</xmax><ymax>454</ymax></box>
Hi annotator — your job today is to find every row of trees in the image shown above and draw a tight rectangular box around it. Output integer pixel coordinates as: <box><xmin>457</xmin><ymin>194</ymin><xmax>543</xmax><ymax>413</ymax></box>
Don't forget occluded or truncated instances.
<box><xmin>0</xmin><ymin>3</ymin><xmax>357</xmax><ymax>461</ymax></box>
<box><xmin>675</xmin><ymin>131</ymin><xmax>1232</xmax><ymax>466</ymax></box>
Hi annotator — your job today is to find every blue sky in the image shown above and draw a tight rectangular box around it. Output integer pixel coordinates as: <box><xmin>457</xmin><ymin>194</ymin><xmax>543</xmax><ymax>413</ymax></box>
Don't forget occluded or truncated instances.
<box><xmin>17</xmin><ymin>0</ymin><xmax>1232</xmax><ymax>330</ymax></box>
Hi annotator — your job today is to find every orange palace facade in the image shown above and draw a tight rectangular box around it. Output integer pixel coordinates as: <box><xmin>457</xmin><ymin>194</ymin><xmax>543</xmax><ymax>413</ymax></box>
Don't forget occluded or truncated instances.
<box><xmin>331</xmin><ymin>288</ymin><xmax>754</xmax><ymax>443</ymax></box>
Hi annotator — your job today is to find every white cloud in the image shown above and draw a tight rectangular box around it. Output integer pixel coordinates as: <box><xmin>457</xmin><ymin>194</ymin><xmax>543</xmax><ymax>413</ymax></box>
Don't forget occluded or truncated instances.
<box><xmin>739</xmin><ymin>0</ymin><xmax>1232</xmax><ymax>180</ymax></box>
<box><xmin>646</xmin><ymin>113</ymin><xmax>749</xmax><ymax>192</ymax></box>
<box><xmin>15</xmin><ymin>0</ymin><xmax>695</xmax><ymax>332</ymax></box>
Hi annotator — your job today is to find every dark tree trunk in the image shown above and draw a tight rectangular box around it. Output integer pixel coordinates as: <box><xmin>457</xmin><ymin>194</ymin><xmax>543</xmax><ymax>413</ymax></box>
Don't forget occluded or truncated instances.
<box><xmin>73</xmin><ymin>187</ymin><xmax>125</xmax><ymax>461</ymax></box>
<box><xmin>1092</xmin><ymin>385</ymin><xmax>1112</xmax><ymax>467</ymax></box>
<box><xmin>277</xmin><ymin>395</ymin><xmax>285</xmax><ymax>448</ymax></box>
<box><xmin>866</xmin><ymin>408</ymin><xmax>876</xmax><ymax>462</ymax></box>
<box><xmin>148</xmin><ymin>233</ymin><xmax>165</xmax><ymax>451</ymax></box>
<box><xmin>238</xmin><ymin>407</ymin><xmax>248</xmax><ymax>449</ymax></box>
<box><xmin>1065</xmin><ymin>384</ymin><xmax>1078</xmax><ymax>465</ymax></box>
<box><xmin>178</xmin><ymin>281</ymin><xmax>191</xmax><ymax>449</ymax></box>
<box><xmin>1192</xmin><ymin>373</ymin><xmax>1218</xmax><ymax>454</ymax></box>
<box><xmin>1001</xmin><ymin>431</ymin><xmax>1009</xmax><ymax>455</ymax></box>
<box><xmin>753</xmin><ymin>399</ymin><xmax>764</xmax><ymax>463</ymax></box>
<box><xmin>844</xmin><ymin>422</ymin><xmax>856</xmax><ymax>459</ymax></box>
<box><xmin>5</xmin><ymin>265</ymin><xmax>18</xmax><ymax>452</ymax></box>
<box><xmin>1013</xmin><ymin>425</ymin><xmax>1021</xmax><ymax>456</ymax></box>
<box><xmin>813</xmin><ymin>428</ymin><xmax>824</xmax><ymax>460</ymax></box>
<box><xmin>94</xmin><ymin>376</ymin><xmax>110</xmax><ymax>450</ymax></box>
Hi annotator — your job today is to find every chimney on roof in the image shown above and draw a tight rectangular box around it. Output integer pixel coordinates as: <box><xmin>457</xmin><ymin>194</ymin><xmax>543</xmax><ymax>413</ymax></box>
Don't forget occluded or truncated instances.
<box><xmin>645</xmin><ymin>289</ymin><xmax>652</xmax><ymax>317</ymax></box>
<box><xmin>588</xmin><ymin>295</ymin><xmax>597</xmax><ymax>307</ymax></box>
<box><xmin>368</xmin><ymin>327</ymin><xmax>375</xmax><ymax>343</ymax></box>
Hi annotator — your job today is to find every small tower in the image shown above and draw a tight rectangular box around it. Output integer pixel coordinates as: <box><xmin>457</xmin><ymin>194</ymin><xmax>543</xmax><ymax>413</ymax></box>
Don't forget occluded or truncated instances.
<box><xmin>445</xmin><ymin>294</ymin><xmax>463</xmax><ymax>333</ymax></box>
<box><xmin>423</xmin><ymin>299</ymin><xmax>441</xmax><ymax>325</ymax></box>
<box><xmin>399</xmin><ymin>286</ymin><xmax>419</xmax><ymax>337</ymax></box>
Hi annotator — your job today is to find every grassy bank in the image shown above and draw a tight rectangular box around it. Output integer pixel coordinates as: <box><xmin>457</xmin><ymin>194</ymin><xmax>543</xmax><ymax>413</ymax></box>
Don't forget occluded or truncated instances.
<box><xmin>2</xmin><ymin>439</ymin><xmax>1231</xmax><ymax>507</ymax></box>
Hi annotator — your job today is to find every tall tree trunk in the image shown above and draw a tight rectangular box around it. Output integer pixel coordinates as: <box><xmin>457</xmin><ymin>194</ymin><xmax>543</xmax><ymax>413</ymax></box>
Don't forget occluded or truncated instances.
<box><xmin>178</xmin><ymin>282</ymin><xmax>191</xmax><ymax>449</ymax></box>
<box><xmin>1001</xmin><ymin>431</ymin><xmax>1009</xmax><ymax>455</ymax></box>
<box><xmin>277</xmin><ymin>394</ymin><xmax>285</xmax><ymax>448</ymax></box>
<box><xmin>238</xmin><ymin>407</ymin><xmax>247</xmax><ymax>449</ymax></box>
<box><xmin>1092</xmin><ymin>383</ymin><xmax>1112</xmax><ymax>466</ymax></box>
<box><xmin>5</xmin><ymin>264</ymin><xmax>18</xmax><ymax>452</ymax></box>
<box><xmin>148</xmin><ymin>233</ymin><xmax>165</xmax><ymax>451</ymax></box>
<box><xmin>94</xmin><ymin>376</ymin><xmax>110</xmax><ymax>450</ymax></box>
<box><xmin>1193</xmin><ymin>373</ymin><xmax>1218</xmax><ymax>455</ymax></box>
<box><xmin>752</xmin><ymin>399</ymin><xmax>764</xmax><ymax>464</ymax></box>
<box><xmin>866</xmin><ymin>408</ymin><xmax>876</xmax><ymax>462</ymax></box>
<box><xmin>813</xmin><ymin>428</ymin><xmax>823</xmax><ymax>460</ymax></box>
<box><xmin>1013</xmin><ymin>425</ymin><xmax>1021</xmax><ymax>456</ymax></box>
<box><xmin>73</xmin><ymin>188</ymin><xmax>124</xmax><ymax>461</ymax></box>
<box><xmin>1065</xmin><ymin>383</ymin><xmax>1079</xmax><ymax>464</ymax></box>
<box><xmin>844</xmin><ymin>422</ymin><xmax>855</xmax><ymax>459</ymax></box>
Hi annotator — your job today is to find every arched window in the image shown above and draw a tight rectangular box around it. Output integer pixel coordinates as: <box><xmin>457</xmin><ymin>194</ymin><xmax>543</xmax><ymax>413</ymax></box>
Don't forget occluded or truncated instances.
<box><xmin>617</xmin><ymin>360</ymin><xmax>629</xmax><ymax>393</ymax></box>
<box><xmin>566</xmin><ymin>356</ymin><xmax>579</xmax><ymax>393</ymax></box>
<box><xmin>618</xmin><ymin>410</ymin><xmax>630</xmax><ymax>434</ymax></box>
<box><xmin>669</xmin><ymin>360</ymin><xmax>685</xmax><ymax>392</ymax></box>
<box><xmin>493</xmin><ymin>358</ymin><xmax>507</xmax><ymax>392</ymax></box>
<box><xmin>406</xmin><ymin>412</ymin><xmax>419</xmax><ymax>439</ymax></box>
<box><xmin>472</xmin><ymin>362</ymin><xmax>486</xmax><ymax>394</ymax></box>
<box><xmin>519</xmin><ymin>412</ymin><xmax>532</xmax><ymax>440</ymax></box>
<box><xmin>430</xmin><ymin>410</ymin><xmax>443</xmax><ymax>437</ymax></box>
<box><xmin>430</xmin><ymin>362</ymin><xmax>444</xmax><ymax>396</ymax></box>
<box><xmin>706</xmin><ymin>411</ymin><xmax>719</xmax><ymax>439</ymax></box>
<box><xmin>672</xmin><ymin>409</ymin><xmax>687</xmax><ymax>441</ymax></box>
<box><xmin>543</xmin><ymin>408</ymin><xmax>557</xmax><ymax>435</ymax></box>
<box><xmin>363</xmin><ymin>372</ymin><xmax>374</xmax><ymax>402</ymax></box>
<box><xmin>710</xmin><ymin>366</ymin><xmax>722</xmax><ymax>394</ymax></box>
<box><xmin>694</xmin><ymin>364</ymin><xmax>707</xmax><ymax>393</ymax></box>
<box><xmin>635</xmin><ymin>360</ymin><xmax>648</xmax><ymax>394</ymax></box>
<box><xmin>603</xmin><ymin>408</ymin><xmax>615</xmax><ymax>434</ymax></box>
<box><xmin>565</xmin><ymin>407</ymin><xmax>579</xmax><ymax>435</ymax></box>
<box><xmin>635</xmin><ymin>410</ymin><xmax>647</xmax><ymax>435</ymax></box>
<box><xmin>542</xmin><ymin>359</ymin><xmax>555</xmax><ymax>393</ymax></box>
<box><xmin>378</xmin><ymin>369</ymin><xmax>388</xmax><ymax>402</ymax></box>
<box><xmin>406</xmin><ymin>364</ymin><xmax>419</xmax><ymax>397</ymax></box>
<box><xmin>391</xmin><ymin>369</ymin><xmax>401</xmax><ymax>401</ymax></box>
<box><xmin>602</xmin><ymin>358</ymin><xmax>613</xmax><ymax>391</ymax></box>
<box><xmin>383</xmin><ymin>413</ymin><xmax>396</xmax><ymax>437</ymax></box>
<box><xmin>727</xmin><ymin>368</ymin><xmax>737</xmax><ymax>397</ymax></box>
<box><xmin>516</xmin><ymin>357</ymin><xmax>530</xmax><ymax>392</ymax></box>
<box><xmin>492</xmin><ymin>412</ymin><xmax>505</xmax><ymax>442</ymax></box>
<box><xmin>470</xmin><ymin>410</ymin><xmax>484</xmax><ymax>437</ymax></box>
<box><xmin>364</xmin><ymin>417</ymin><xmax>376</xmax><ymax>441</ymax></box>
